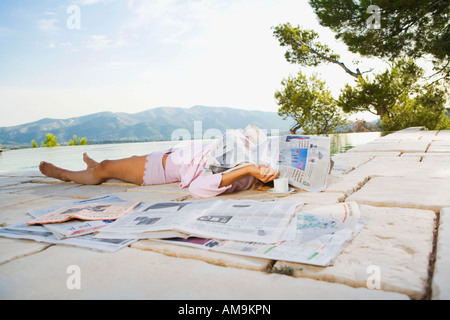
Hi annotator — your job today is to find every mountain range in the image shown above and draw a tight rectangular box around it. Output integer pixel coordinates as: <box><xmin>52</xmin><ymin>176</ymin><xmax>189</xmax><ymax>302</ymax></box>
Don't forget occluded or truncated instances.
<box><xmin>0</xmin><ymin>106</ymin><xmax>292</xmax><ymax>149</ymax></box>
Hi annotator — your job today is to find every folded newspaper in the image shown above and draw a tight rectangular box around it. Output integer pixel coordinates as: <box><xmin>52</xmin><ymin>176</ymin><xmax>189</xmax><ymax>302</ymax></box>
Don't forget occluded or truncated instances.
<box><xmin>97</xmin><ymin>199</ymin><xmax>303</xmax><ymax>244</ymax></box>
<box><xmin>26</xmin><ymin>201</ymin><xmax>141</xmax><ymax>226</ymax></box>
<box><xmin>0</xmin><ymin>195</ymin><xmax>139</xmax><ymax>252</ymax></box>
<box><xmin>207</xmin><ymin>128</ymin><xmax>331</xmax><ymax>192</ymax></box>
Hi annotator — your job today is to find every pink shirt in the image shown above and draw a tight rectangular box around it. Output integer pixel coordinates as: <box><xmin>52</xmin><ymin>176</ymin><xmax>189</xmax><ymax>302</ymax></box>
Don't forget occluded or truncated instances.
<box><xmin>166</xmin><ymin>142</ymin><xmax>257</xmax><ymax>198</ymax></box>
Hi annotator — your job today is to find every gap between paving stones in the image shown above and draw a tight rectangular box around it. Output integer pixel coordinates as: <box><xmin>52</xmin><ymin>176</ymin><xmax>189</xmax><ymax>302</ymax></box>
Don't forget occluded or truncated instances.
<box><xmin>0</xmin><ymin>242</ymin><xmax>54</xmax><ymax>267</ymax></box>
<box><xmin>425</xmin><ymin>212</ymin><xmax>440</xmax><ymax>300</ymax></box>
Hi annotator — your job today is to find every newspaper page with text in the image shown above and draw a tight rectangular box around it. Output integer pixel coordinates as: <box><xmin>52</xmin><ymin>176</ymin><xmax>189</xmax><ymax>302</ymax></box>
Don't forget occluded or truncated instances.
<box><xmin>159</xmin><ymin>202</ymin><xmax>363</xmax><ymax>267</ymax></box>
<box><xmin>98</xmin><ymin>199</ymin><xmax>303</xmax><ymax>244</ymax></box>
<box><xmin>26</xmin><ymin>201</ymin><xmax>141</xmax><ymax>226</ymax></box>
<box><xmin>0</xmin><ymin>195</ymin><xmax>139</xmax><ymax>252</ymax></box>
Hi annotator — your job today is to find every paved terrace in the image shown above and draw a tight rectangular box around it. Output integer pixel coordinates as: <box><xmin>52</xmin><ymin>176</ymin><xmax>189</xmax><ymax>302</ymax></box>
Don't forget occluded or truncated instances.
<box><xmin>1</xmin><ymin>128</ymin><xmax>449</xmax><ymax>300</ymax></box>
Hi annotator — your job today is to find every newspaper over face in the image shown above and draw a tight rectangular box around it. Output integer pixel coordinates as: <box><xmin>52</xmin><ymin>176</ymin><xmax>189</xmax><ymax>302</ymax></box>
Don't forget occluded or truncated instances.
<box><xmin>206</xmin><ymin>128</ymin><xmax>331</xmax><ymax>192</ymax></box>
<box><xmin>273</xmin><ymin>135</ymin><xmax>331</xmax><ymax>192</ymax></box>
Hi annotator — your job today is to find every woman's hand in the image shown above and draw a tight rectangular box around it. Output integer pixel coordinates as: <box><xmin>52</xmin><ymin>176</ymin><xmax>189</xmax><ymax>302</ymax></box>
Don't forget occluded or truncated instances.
<box><xmin>218</xmin><ymin>164</ymin><xmax>279</xmax><ymax>188</ymax></box>
<box><xmin>248</xmin><ymin>164</ymin><xmax>279</xmax><ymax>183</ymax></box>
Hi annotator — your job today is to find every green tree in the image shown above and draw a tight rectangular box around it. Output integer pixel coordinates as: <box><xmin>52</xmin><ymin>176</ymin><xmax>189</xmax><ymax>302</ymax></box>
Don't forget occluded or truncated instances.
<box><xmin>40</xmin><ymin>133</ymin><xmax>60</xmax><ymax>148</ymax></box>
<box><xmin>348</xmin><ymin>119</ymin><xmax>381</xmax><ymax>133</ymax></box>
<box><xmin>309</xmin><ymin>0</ymin><xmax>450</xmax><ymax>84</ymax></box>
<box><xmin>272</xmin><ymin>23</ymin><xmax>371</xmax><ymax>79</ymax></box>
<box><xmin>68</xmin><ymin>135</ymin><xmax>87</xmax><ymax>146</ymax></box>
<box><xmin>31</xmin><ymin>140</ymin><xmax>38</xmax><ymax>148</ymax></box>
<box><xmin>273</xmin><ymin>22</ymin><xmax>449</xmax><ymax>132</ymax></box>
<box><xmin>275</xmin><ymin>71</ymin><xmax>348</xmax><ymax>134</ymax></box>
<box><xmin>338</xmin><ymin>59</ymin><xmax>450</xmax><ymax>130</ymax></box>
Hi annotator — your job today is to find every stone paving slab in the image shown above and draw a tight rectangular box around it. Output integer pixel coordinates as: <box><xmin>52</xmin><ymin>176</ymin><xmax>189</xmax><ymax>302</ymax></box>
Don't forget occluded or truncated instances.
<box><xmin>421</xmin><ymin>155</ymin><xmax>450</xmax><ymax>163</ymax></box>
<box><xmin>435</xmin><ymin>130</ymin><xmax>450</xmax><ymax>139</ymax></box>
<box><xmin>430</xmin><ymin>140</ymin><xmax>450</xmax><ymax>146</ymax></box>
<box><xmin>28</xmin><ymin>177</ymin><xmax>61</xmax><ymax>184</ymax></box>
<box><xmin>371</xmin><ymin>155</ymin><xmax>421</xmax><ymax>162</ymax></box>
<box><xmin>346</xmin><ymin>177</ymin><xmax>450</xmax><ymax>212</ymax></box>
<box><xmin>15</xmin><ymin>183</ymin><xmax>132</xmax><ymax>199</ymax></box>
<box><xmin>131</xmin><ymin>240</ymin><xmax>272</xmax><ymax>272</ymax></box>
<box><xmin>401</xmin><ymin>152</ymin><xmax>450</xmax><ymax>159</ymax></box>
<box><xmin>331</xmin><ymin>153</ymin><xmax>374</xmax><ymax>174</ymax></box>
<box><xmin>0</xmin><ymin>245</ymin><xmax>408</xmax><ymax>300</ymax></box>
<box><xmin>380</xmin><ymin>130</ymin><xmax>438</xmax><ymax>141</ymax></box>
<box><xmin>347</xmin><ymin>140</ymin><xmax>430</xmax><ymax>153</ymax></box>
<box><xmin>432</xmin><ymin>207</ymin><xmax>450</xmax><ymax>300</ymax></box>
<box><xmin>272</xmin><ymin>205</ymin><xmax>436</xmax><ymax>299</ymax></box>
<box><xmin>127</xmin><ymin>183</ymin><xmax>190</xmax><ymax>195</ymax></box>
<box><xmin>0</xmin><ymin>177</ymin><xmax>34</xmax><ymax>188</ymax></box>
<box><xmin>0</xmin><ymin>170</ymin><xmax>45</xmax><ymax>178</ymax></box>
<box><xmin>325</xmin><ymin>174</ymin><xmax>370</xmax><ymax>197</ymax></box>
<box><xmin>111</xmin><ymin>191</ymin><xmax>190</xmax><ymax>203</ymax></box>
<box><xmin>9</xmin><ymin>183</ymin><xmax>81</xmax><ymax>198</ymax></box>
<box><xmin>347</xmin><ymin>159</ymin><xmax>450</xmax><ymax>179</ymax></box>
<box><xmin>275</xmin><ymin>191</ymin><xmax>345</xmax><ymax>205</ymax></box>
<box><xmin>427</xmin><ymin>143</ymin><xmax>450</xmax><ymax>153</ymax></box>
<box><xmin>0</xmin><ymin>193</ymin><xmax>42</xmax><ymax>210</ymax></box>
<box><xmin>0</xmin><ymin>238</ymin><xmax>51</xmax><ymax>265</ymax></box>
<box><xmin>206</xmin><ymin>188</ymin><xmax>274</xmax><ymax>201</ymax></box>
<box><xmin>0</xmin><ymin>183</ymin><xmax>54</xmax><ymax>195</ymax></box>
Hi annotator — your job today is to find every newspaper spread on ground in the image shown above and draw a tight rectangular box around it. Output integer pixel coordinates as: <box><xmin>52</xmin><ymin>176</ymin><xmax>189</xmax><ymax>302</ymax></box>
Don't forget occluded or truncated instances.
<box><xmin>206</xmin><ymin>129</ymin><xmax>331</xmax><ymax>192</ymax></box>
<box><xmin>0</xmin><ymin>221</ymin><xmax>137</xmax><ymax>253</ymax></box>
<box><xmin>26</xmin><ymin>195</ymin><xmax>135</xmax><ymax>239</ymax></box>
<box><xmin>97</xmin><ymin>199</ymin><xmax>303</xmax><ymax>244</ymax></box>
<box><xmin>26</xmin><ymin>201</ymin><xmax>141</xmax><ymax>226</ymax></box>
<box><xmin>0</xmin><ymin>195</ymin><xmax>139</xmax><ymax>252</ymax></box>
<box><xmin>157</xmin><ymin>202</ymin><xmax>364</xmax><ymax>267</ymax></box>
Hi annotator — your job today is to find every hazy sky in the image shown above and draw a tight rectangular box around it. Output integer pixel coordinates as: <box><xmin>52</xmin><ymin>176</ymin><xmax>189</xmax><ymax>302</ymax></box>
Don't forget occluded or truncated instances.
<box><xmin>0</xmin><ymin>0</ymin><xmax>383</xmax><ymax>127</ymax></box>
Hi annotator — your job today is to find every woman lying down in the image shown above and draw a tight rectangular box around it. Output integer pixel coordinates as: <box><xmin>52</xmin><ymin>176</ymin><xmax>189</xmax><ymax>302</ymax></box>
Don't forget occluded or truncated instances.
<box><xmin>39</xmin><ymin>126</ymin><xmax>279</xmax><ymax>198</ymax></box>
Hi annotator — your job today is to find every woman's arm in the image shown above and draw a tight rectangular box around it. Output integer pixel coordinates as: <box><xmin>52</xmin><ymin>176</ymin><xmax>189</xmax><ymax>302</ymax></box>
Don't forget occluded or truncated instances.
<box><xmin>219</xmin><ymin>164</ymin><xmax>279</xmax><ymax>188</ymax></box>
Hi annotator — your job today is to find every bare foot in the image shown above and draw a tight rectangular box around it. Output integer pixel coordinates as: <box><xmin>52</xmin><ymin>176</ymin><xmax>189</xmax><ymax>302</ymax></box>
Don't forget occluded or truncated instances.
<box><xmin>83</xmin><ymin>153</ymin><xmax>99</xmax><ymax>169</ymax></box>
<box><xmin>39</xmin><ymin>162</ymin><xmax>71</xmax><ymax>182</ymax></box>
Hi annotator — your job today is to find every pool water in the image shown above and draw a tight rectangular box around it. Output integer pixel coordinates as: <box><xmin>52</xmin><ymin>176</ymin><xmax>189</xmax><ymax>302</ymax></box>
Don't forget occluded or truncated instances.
<box><xmin>0</xmin><ymin>132</ymin><xmax>381</xmax><ymax>173</ymax></box>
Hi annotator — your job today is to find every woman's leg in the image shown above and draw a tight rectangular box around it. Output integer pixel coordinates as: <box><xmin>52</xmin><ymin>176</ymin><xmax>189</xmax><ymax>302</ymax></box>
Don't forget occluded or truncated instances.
<box><xmin>39</xmin><ymin>153</ymin><xmax>148</xmax><ymax>186</ymax></box>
